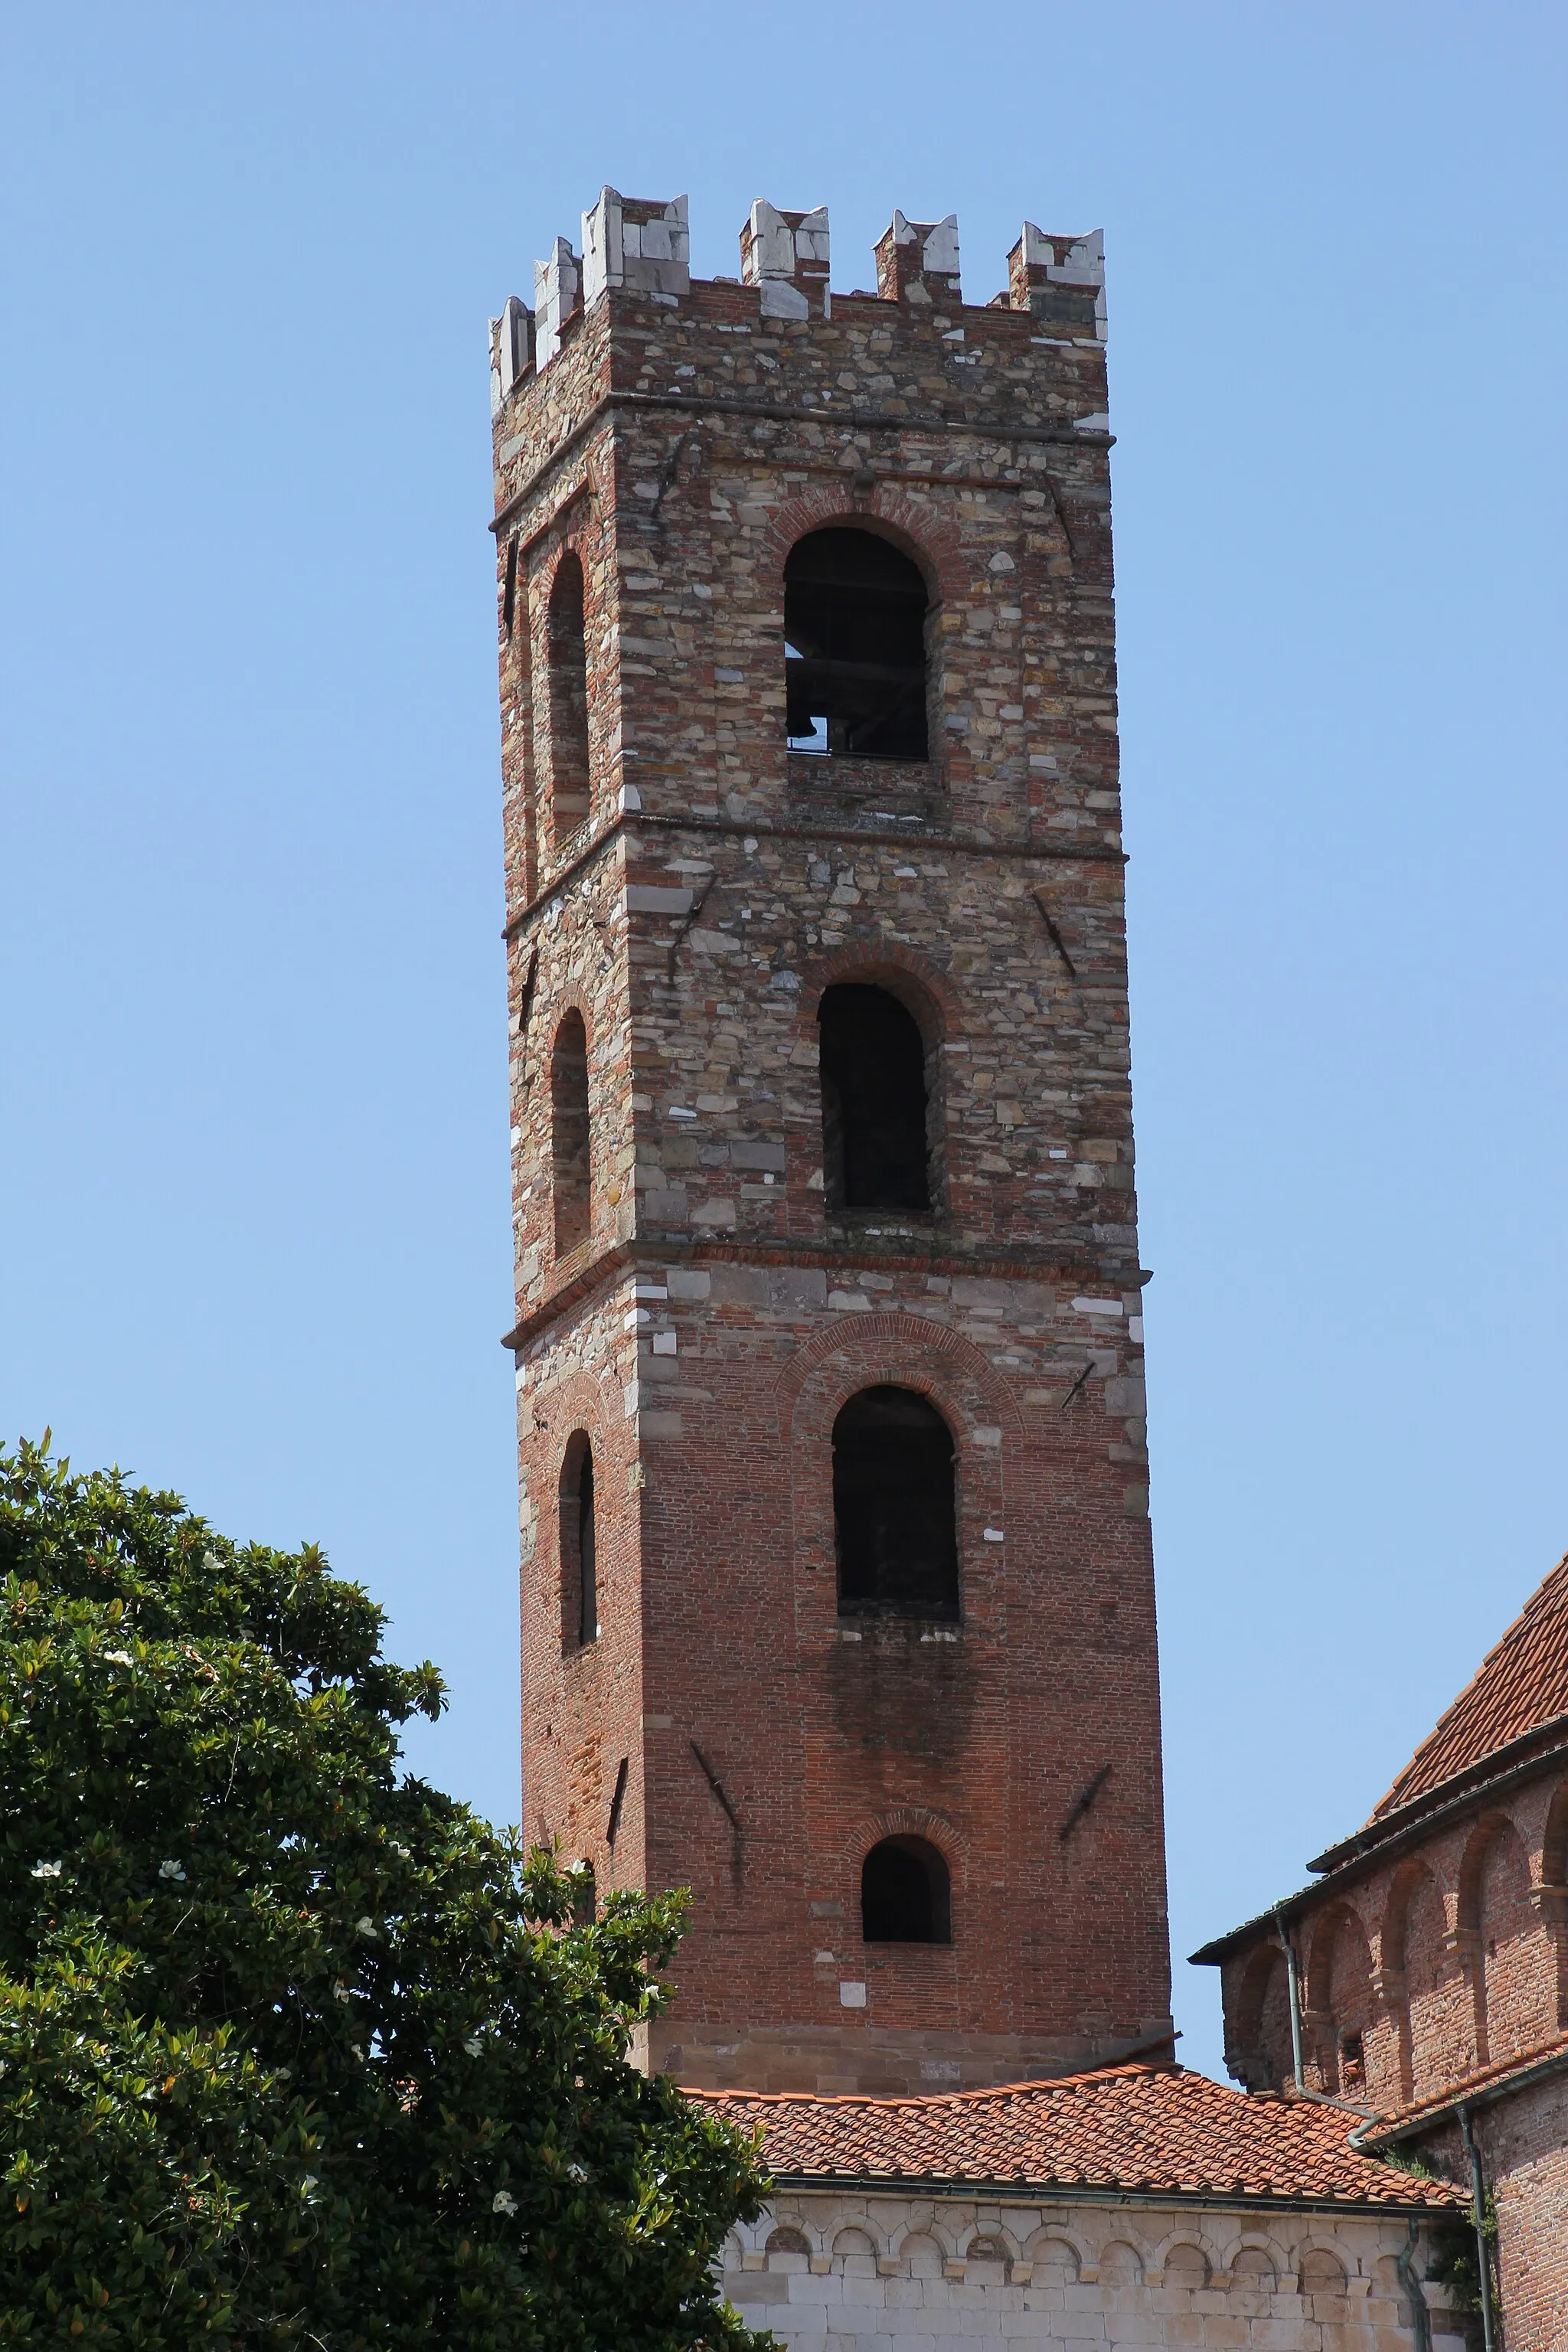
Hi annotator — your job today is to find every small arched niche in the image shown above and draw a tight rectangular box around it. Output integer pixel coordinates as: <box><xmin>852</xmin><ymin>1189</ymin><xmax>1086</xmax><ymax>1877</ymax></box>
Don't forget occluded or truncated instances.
<box><xmin>550</xmin><ymin>1009</ymin><xmax>592</xmax><ymax>1256</ymax></box>
<box><xmin>547</xmin><ymin>550</ymin><xmax>591</xmax><ymax>835</ymax></box>
<box><xmin>832</xmin><ymin>1385</ymin><xmax>959</xmax><ymax>1621</ymax></box>
<box><xmin>818</xmin><ymin>982</ymin><xmax>933</xmax><ymax>1213</ymax></box>
<box><xmin>784</xmin><ymin>526</ymin><xmax>930</xmax><ymax>760</ymax></box>
<box><xmin>861</xmin><ymin>1834</ymin><xmax>951</xmax><ymax>1945</ymax></box>
<box><xmin>558</xmin><ymin>1431</ymin><xmax>598</xmax><ymax>1648</ymax></box>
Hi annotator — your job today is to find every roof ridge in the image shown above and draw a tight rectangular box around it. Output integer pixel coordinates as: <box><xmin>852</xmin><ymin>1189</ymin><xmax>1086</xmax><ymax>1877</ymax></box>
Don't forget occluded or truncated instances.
<box><xmin>1369</xmin><ymin>1547</ymin><xmax>1568</xmax><ymax>1819</ymax></box>
<box><xmin>685</xmin><ymin>2059</ymin><xmax>1178</xmax><ymax>2111</ymax></box>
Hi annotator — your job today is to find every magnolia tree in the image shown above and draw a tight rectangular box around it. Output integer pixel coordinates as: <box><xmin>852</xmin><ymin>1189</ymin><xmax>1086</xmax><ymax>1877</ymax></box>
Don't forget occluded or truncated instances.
<box><xmin>0</xmin><ymin>1439</ymin><xmax>773</xmax><ymax>2349</ymax></box>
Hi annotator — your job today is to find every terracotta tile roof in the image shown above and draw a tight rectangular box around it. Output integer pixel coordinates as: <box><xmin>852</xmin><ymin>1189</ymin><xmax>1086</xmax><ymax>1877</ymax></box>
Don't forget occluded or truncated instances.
<box><xmin>688</xmin><ymin>2063</ymin><xmax>1464</xmax><ymax>2209</ymax></box>
<box><xmin>1370</xmin><ymin>1550</ymin><xmax>1568</xmax><ymax>1820</ymax></box>
<box><xmin>1361</xmin><ymin>2031</ymin><xmax>1568</xmax><ymax>2146</ymax></box>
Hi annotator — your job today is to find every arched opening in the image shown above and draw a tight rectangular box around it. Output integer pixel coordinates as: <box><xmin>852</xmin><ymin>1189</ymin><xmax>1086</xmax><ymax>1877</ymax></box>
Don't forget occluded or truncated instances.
<box><xmin>547</xmin><ymin>550</ymin><xmax>590</xmax><ymax>834</ymax></box>
<box><xmin>818</xmin><ymin>982</ymin><xmax>932</xmax><ymax>1212</ymax></box>
<box><xmin>833</xmin><ymin>1386</ymin><xmax>958</xmax><ymax>1621</ymax></box>
<box><xmin>550</xmin><ymin>1009</ymin><xmax>591</xmax><ymax>1256</ymax></box>
<box><xmin>1230</xmin><ymin>1942</ymin><xmax>1294</xmax><ymax>2093</ymax></box>
<box><xmin>861</xmin><ymin>1834</ymin><xmax>950</xmax><ymax>1943</ymax></box>
<box><xmin>559</xmin><ymin>1432</ymin><xmax>597</xmax><ymax>1648</ymax></box>
<box><xmin>784</xmin><ymin>527</ymin><xmax>929</xmax><ymax>760</ymax></box>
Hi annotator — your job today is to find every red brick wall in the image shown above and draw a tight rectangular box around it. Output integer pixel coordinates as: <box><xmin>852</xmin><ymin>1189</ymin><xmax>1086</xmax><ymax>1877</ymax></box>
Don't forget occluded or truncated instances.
<box><xmin>494</xmin><ymin>198</ymin><xmax>1171</xmax><ymax>2093</ymax></box>
<box><xmin>1215</xmin><ymin>1759</ymin><xmax>1568</xmax><ymax>2344</ymax></box>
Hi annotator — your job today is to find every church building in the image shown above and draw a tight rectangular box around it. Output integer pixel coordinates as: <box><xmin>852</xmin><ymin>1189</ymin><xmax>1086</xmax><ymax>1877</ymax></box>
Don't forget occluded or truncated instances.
<box><xmin>488</xmin><ymin>184</ymin><xmax>1480</xmax><ymax>2347</ymax></box>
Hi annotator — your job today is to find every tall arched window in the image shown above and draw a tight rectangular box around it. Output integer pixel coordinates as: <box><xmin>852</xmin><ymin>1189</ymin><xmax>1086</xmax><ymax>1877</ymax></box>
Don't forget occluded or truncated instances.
<box><xmin>550</xmin><ymin>1009</ymin><xmax>591</xmax><ymax>1256</ymax></box>
<box><xmin>818</xmin><ymin>982</ymin><xmax>931</xmax><ymax>1211</ymax></box>
<box><xmin>547</xmin><ymin>550</ymin><xmax>590</xmax><ymax>835</ymax></box>
<box><xmin>559</xmin><ymin>1432</ymin><xmax>597</xmax><ymax>1648</ymax></box>
<box><xmin>833</xmin><ymin>1385</ymin><xmax>958</xmax><ymax>1620</ymax></box>
<box><xmin>861</xmin><ymin>1835</ymin><xmax>950</xmax><ymax>1943</ymax></box>
<box><xmin>784</xmin><ymin>528</ymin><xmax>929</xmax><ymax>760</ymax></box>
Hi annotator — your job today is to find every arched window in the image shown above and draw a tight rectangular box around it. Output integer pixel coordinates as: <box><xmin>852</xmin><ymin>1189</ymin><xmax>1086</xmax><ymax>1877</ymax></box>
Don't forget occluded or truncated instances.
<box><xmin>818</xmin><ymin>983</ymin><xmax>931</xmax><ymax>1211</ymax></box>
<box><xmin>559</xmin><ymin>1432</ymin><xmax>597</xmax><ymax>1647</ymax></box>
<box><xmin>784</xmin><ymin>528</ymin><xmax>929</xmax><ymax>760</ymax></box>
<box><xmin>547</xmin><ymin>550</ymin><xmax>590</xmax><ymax>834</ymax></box>
<box><xmin>550</xmin><ymin>1009</ymin><xmax>591</xmax><ymax>1256</ymax></box>
<box><xmin>833</xmin><ymin>1385</ymin><xmax>958</xmax><ymax>1620</ymax></box>
<box><xmin>861</xmin><ymin>1835</ymin><xmax>950</xmax><ymax>1943</ymax></box>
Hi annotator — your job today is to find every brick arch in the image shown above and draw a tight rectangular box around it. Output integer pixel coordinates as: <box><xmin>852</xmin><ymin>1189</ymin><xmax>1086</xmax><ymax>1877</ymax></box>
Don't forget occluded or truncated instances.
<box><xmin>1383</xmin><ymin>1857</ymin><xmax>1462</xmax><ymax>2102</ymax></box>
<box><xmin>1305</xmin><ymin>1900</ymin><xmax>1375</xmax><ymax>2096</ymax></box>
<box><xmin>1544</xmin><ymin>1775</ymin><xmax>1568</xmax><ymax>2031</ymax></box>
<box><xmin>758</xmin><ymin>485</ymin><xmax>966</xmax><ymax>608</ymax></box>
<box><xmin>1231</xmin><ymin>1939</ymin><xmax>1293</xmax><ymax>2094</ymax></box>
<box><xmin>840</xmin><ymin>1803</ymin><xmax>970</xmax><ymax>1903</ymax></box>
<box><xmin>1462</xmin><ymin>1809</ymin><xmax>1551</xmax><ymax>2065</ymax></box>
<box><xmin>795</xmin><ymin>941</ymin><xmax>962</xmax><ymax>1039</ymax></box>
<box><xmin>776</xmin><ymin>1312</ymin><xmax>1026</xmax><ymax>1446</ymax></box>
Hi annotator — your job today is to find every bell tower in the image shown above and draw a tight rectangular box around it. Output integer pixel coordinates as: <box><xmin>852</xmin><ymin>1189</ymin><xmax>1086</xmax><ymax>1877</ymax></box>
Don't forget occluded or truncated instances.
<box><xmin>490</xmin><ymin>188</ymin><xmax>1172</xmax><ymax>2094</ymax></box>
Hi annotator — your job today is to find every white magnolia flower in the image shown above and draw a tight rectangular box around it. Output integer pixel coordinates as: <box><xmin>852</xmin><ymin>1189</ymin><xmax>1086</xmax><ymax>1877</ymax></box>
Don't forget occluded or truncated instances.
<box><xmin>31</xmin><ymin>1861</ymin><xmax>61</xmax><ymax>1880</ymax></box>
<box><xmin>332</xmin><ymin>1982</ymin><xmax>351</xmax><ymax>2004</ymax></box>
<box><xmin>350</xmin><ymin>2043</ymin><xmax>365</xmax><ymax>2060</ymax></box>
<box><xmin>463</xmin><ymin>2036</ymin><xmax>484</xmax><ymax>2057</ymax></box>
<box><xmin>201</xmin><ymin>1550</ymin><xmax>222</xmax><ymax>1573</ymax></box>
<box><xmin>390</xmin><ymin>1842</ymin><xmax>411</xmax><ymax>1861</ymax></box>
<box><xmin>566</xmin><ymin>2162</ymin><xmax>588</xmax><ymax>2184</ymax></box>
<box><xmin>158</xmin><ymin>1860</ymin><xmax>186</xmax><ymax>1882</ymax></box>
<box><xmin>355</xmin><ymin>1916</ymin><xmax>377</xmax><ymax>1937</ymax></box>
<box><xmin>301</xmin><ymin>2175</ymin><xmax>318</xmax><ymax>2195</ymax></box>
<box><xmin>492</xmin><ymin>2191</ymin><xmax>518</xmax><ymax>2216</ymax></box>
<box><xmin>103</xmin><ymin>1650</ymin><xmax>133</xmax><ymax>1666</ymax></box>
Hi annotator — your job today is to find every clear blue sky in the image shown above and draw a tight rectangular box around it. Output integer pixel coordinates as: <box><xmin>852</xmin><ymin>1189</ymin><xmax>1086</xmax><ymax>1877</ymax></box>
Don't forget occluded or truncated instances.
<box><xmin>3</xmin><ymin>3</ymin><xmax>1564</xmax><ymax>2084</ymax></box>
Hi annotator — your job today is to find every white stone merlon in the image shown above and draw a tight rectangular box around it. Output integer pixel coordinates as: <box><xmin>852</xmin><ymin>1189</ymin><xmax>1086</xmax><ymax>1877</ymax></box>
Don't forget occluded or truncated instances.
<box><xmin>741</xmin><ymin>200</ymin><xmax>831</xmax><ymax>318</ymax></box>
<box><xmin>1017</xmin><ymin>222</ymin><xmax>1107</xmax><ymax>341</ymax></box>
<box><xmin>581</xmin><ymin>188</ymin><xmax>691</xmax><ymax>305</ymax></box>
<box><xmin>533</xmin><ymin>237</ymin><xmax>580</xmax><ymax>371</ymax></box>
<box><xmin>488</xmin><ymin>295</ymin><xmax>533</xmax><ymax>416</ymax></box>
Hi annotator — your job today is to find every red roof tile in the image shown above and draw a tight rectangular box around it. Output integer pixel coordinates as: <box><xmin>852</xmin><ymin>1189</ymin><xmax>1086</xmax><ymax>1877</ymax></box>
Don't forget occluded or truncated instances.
<box><xmin>1370</xmin><ymin>1551</ymin><xmax>1568</xmax><ymax>1820</ymax></box>
<box><xmin>1362</xmin><ymin>2031</ymin><xmax>1568</xmax><ymax>2145</ymax></box>
<box><xmin>688</xmin><ymin>2063</ymin><xmax>1464</xmax><ymax>2208</ymax></box>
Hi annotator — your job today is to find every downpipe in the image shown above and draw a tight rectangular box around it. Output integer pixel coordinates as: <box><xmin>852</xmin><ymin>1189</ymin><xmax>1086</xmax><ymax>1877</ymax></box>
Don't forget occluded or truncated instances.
<box><xmin>1459</xmin><ymin>2102</ymin><xmax>1498</xmax><ymax>2352</ymax></box>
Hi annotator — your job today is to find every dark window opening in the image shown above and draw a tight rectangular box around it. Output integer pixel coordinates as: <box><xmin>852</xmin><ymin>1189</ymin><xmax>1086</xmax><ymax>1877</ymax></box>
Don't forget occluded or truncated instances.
<box><xmin>861</xmin><ymin>1835</ymin><xmax>951</xmax><ymax>1944</ymax></box>
<box><xmin>1338</xmin><ymin>2030</ymin><xmax>1365</xmax><ymax>2092</ymax></box>
<box><xmin>547</xmin><ymin>550</ymin><xmax>590</xmax><ymax>831</ymax></box>
<box><xmin>559</xmin><ymin>1432</ymin><xmax>598</xmax><ymax>1648</ymax></box>
<box><xmin>818</xmin><ymin>982</ymin><xmax>931</xmax><ymax>1212</ymax></box>
<box><xmin>550</xmin><ymin>1009</ymin><xmax>591</xmax><ymax>1256</ymax></box>
<box><xmin>785</xmin><ymin>528</ymin><xmax>929</xmax><ymax>760</ymax></box>
<box><xmin>834</xmin><ymin>1385</ymin><xmax>959</xmax><ymax>1621</ymax></box>
<box><xmin>571</xmin><ymin>1862</ymin><xmax>597</xmax><ymax>1925</ymax></box>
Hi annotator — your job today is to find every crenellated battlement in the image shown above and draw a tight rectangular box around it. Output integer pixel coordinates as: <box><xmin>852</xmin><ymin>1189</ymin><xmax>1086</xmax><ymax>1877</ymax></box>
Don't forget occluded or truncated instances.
<box><xmin>488</xmin><ymin>190</ymin><xmax>1106</xmax><ymax>408</ymax></box>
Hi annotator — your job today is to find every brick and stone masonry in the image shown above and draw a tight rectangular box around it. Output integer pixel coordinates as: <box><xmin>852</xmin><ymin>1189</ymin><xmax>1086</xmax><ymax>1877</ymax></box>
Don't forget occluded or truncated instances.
<box><xmin>489</xmin><ymin>187</ymin><xmax>1172</xmax><ymax>2096</ymax></box>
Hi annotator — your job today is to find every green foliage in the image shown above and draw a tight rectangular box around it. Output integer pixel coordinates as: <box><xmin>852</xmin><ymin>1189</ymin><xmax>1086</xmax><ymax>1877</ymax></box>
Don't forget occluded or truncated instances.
<box><xmin>0</xmin><ymin>1437</ymin><xmax>773</xmax><ymax>2348</ymax></box>
<box><xmin>1379</xmin><ymin>2145</ymin><xmax>1492</xmax><ymax>2328</ymax></box>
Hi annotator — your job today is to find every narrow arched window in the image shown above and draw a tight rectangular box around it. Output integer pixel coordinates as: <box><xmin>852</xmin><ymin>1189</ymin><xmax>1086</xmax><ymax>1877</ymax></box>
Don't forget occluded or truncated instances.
<box><xmin>547</xmin><ymin>550</ymin><xmax>590</xmax><ymax>834</ymax></box>
<box><xmin>833</xmin><ymin>1385</ymin><xmax>958</xmax><ymax>1620</ymax></box>
<box><xmin>818</xmin><ymin>982</ymin><xmax>931</xmax><ymax>1211</ymax></box>
<box><xmin>550</xmin><ymin>1009</ymin><xmax>591</xmax><ymax>1256</ymax></box>
<box><xmin>785</xmin><ymin>528</ymin><xmax>929</xmax><ymax>760</ymax></box>
<box><xmin>861</xmin><ymin>1835</ymin><xmax>950</xmax><ymax>1943</ymax></box>
<box><xmin>559</xmin><ymin>1432</ymin><xmax>597</xmax><ymax>1647</ymax></box>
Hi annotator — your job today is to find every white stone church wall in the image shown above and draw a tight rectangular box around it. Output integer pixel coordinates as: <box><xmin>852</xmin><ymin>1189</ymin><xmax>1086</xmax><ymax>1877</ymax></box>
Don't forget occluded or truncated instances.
<box><xmin>724</xmin><ymin>2192</ymin><xmax>1466</xmax><ymax>2347</ymax></box>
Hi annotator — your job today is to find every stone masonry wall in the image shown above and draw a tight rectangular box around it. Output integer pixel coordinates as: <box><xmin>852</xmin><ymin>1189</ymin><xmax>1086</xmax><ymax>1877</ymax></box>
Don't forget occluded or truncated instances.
<box><xmin>721</xmin><ymin>2190</ymin><xmax>1465</xmax><ymax>2349</ymax></box>
<box><xmin>492</xmin><ymin>194</ymin><xmax>1171</xmax><ymax>2092</ymax></box>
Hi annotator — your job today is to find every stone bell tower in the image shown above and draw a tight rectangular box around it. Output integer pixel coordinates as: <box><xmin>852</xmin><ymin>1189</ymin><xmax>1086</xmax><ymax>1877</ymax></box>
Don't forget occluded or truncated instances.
<box><xmin>489</xmin><ymin>187</ymin><xmax>1172</xmax><ymax>2095</ymax></box>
